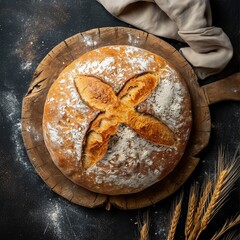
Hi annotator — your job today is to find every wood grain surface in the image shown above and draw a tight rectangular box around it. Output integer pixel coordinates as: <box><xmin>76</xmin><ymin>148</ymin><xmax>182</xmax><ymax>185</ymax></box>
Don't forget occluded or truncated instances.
<box><xmin>21</xmin><ymin>27</ymin><xmax>212</xmax><ymax>209</ymax></box>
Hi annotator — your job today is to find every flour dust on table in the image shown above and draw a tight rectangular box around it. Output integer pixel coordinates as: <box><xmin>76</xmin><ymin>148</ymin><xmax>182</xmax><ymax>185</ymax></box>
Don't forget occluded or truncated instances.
<box><xmin>0</xmin><ymin>90</ymin><xmax>32</xmax><ymax>171</ymax></box>
<box><xmin>4</xmin><ymin>0</ymin><xmax>70</xmax><ymax>73</ymax></box>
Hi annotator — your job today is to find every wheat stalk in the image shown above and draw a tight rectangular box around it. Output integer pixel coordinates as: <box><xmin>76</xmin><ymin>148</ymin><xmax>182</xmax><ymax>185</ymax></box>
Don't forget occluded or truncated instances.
<box><xmin>199</xmin><ymin>169</ymin><xmax>228</xmax><ymax>234</ymax></box>
<box><xmin>220</xmin><ymin>230</ymin><xmax>240</xmax><ymax>240</ymax></box>
<box><xmin>186</xmin><ymin>179</ymin><xmax>212</xmax><ymax>240</ymax></box>
<box><xmin>193</xmin><ymin>179</ymin><xmax>212</xmax><ymax>224</ymax></box>
<box><xmin>195</xmin><ymin>150</ymin><xmax>239</xmax><ymax>240</ymax></box>
<box><xmin>187</xmin><ymin>149</ymin><xmax>239</xmax><ymax>240</ymax></box>
<box><xmin>201</xmin><ymin>151</ymin><xmax>239</xmax><ymax>227</ymax></box>
<box><xmin>167</xmin><ymin>192</ymin><xmax>183</xmax><ymax>240</ymax></box>
<box><xmin>136</xmin><ymin>148</ymin><xmax>239</xmax><ymax>240</ymax></box>
<box><xmin>138</xmin><ymin>211</ymin><xmax>149</xmax><ymax>240</ymax></box>
<box><xmin>140</xmin><ymin>223</ymin><xmax>148</xmax><ymax>240</ymax></box>
<box><xmin>185</xmin><ymin>182</ymin><xmax>198</xmax><ymax>238</ymax></box>
<box><xmin>210</xmin><ymin>213</ymin><xmax>240</xmax><ymax>240</ymax></box>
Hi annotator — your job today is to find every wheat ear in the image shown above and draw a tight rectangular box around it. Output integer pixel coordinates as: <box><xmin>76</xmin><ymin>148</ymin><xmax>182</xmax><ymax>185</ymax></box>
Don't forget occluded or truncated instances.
<box><xmin>193</xmin><ymin>179</ymin><xmax>212</xmax><ymax>224</ymax></box>
<box><xmin>200</xmin><ymin>151</ymin><xmax>239</xmax><ymax>228</ymax></box>
<box><xmin>140</xmin><ymin>224</ymin><xmax>148</xmax><ymax>240</ymax></box>
<box><xmin>188</xmin><ymin>148</ymin><xmax>239</xmax><ymax>240</ymax></box>
<box><xmin>185</xmin><ymin>182</ymin><xmax>198</xmax><ymax>238</ymax></box>
<box><xmin>138</xmin><ymin>211</ymin><xmax>149</xmax><ymax>240</ymax></box>
<box><xmin>186</xmin><ymin>178</ymin><xmax>212</xmax><ymax>240</ymax></box>
<box><xmin>167</xmin><ymin>192</ymin><xmax>183</xmax><ymax>240</ymax></box>
<box><xmin>196</xmin><ymin>149</ymin><xmax>239</xmax><ymax>239</ymax></box>
<box><xmin>210</xmin><ymin>213</ymin><xmax>240</xmax><ymax>240</ymax></box>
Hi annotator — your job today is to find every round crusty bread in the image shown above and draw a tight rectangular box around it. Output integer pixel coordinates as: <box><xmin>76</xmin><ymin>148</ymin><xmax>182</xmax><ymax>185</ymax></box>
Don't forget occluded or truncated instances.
<box><xmin>42</xmin><ymin>45</ymin><xmax>192</xmax><ymax>195</ymax></box>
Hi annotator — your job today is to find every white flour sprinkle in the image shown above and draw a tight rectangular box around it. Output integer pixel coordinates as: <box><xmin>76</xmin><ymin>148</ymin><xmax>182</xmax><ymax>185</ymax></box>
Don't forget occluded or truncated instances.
<box><xmin>45</xmin><ymin>76</ymin><xmax>97</xmax><ymax>161</ymax></box>
<box><xmin>155</xmin><ymin>208</ymin><xmax>169</xmax><ymax>239</ymax></box>
<box><xmin>76</xmin><ymin>57</ymin><xmax>115</xmax><ymax>75</ymax></box>
<box><xmin>20</xmin><ymin>61</ymin><xmax>32</xmax><ymax>71</ymax></box>
<box><xmin>127</xmin><ymin>54</ymin><xmax>155</xmax><ymax>72</ymax></box>
<box><xmin>81</xmin><ymin>35</ymin><xmax>97</xmax><ymax>46</ymax></box>
<box><xmin>144</xmin><ymin>68</ymin><xmax>185</xmax><ymax>131</ymax></box>
<box><xmin>47</xmin><ymin>97</ymin><xmax>55</xmax><ymax>103</ymax></box>
<box><xmin>0</xmin><ymin>91</ymin><xmax>31</xmax><ymax>170</ymax></box>
<box><xmin>25</xmin><ymin>125</ymin><xmax>43</xmax><ymax>141</ymax></box>
<box><xmin>128</xmin><ymin>33</ymin><xmax>142</xmax><ymax>46</ymax></box>
<box><xmin>74</xmin><ymin>45</ymin><xmax>158</xmax><ymax>92</ymax></box>
<box><xmin>87</xmin><ymin>125</ymin><xmax>172</xmax><ymax>188</ymax></box>
<box><xmin>47</xmin><ymin>203</ymin><xmax>63</xmax><ymax>237</ymax></box>
<box><xmin>47</xmin><ymin>123</ymin><xmax>64</xmax><ymax>145</ymax></box>
<box><xmin>59</xmin><ymin>79</ymin><xmax>66</xmax><ymax>84</ymax></box>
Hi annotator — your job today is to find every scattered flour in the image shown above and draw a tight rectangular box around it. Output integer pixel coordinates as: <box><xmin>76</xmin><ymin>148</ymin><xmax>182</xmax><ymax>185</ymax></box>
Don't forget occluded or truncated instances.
<box><xmin>47</xmin><ymin>203</ymin><xmax>63</xmax><ymax>237</ymax></box>
<box><xmin>154</xmin><ymin>208</ymin><xmax>169</xmax><ymax>239</ymax></box>
<box><xmin>44</xmin><ymin>76</ymin><xmax>98</xmax><ymax>162</ymax></box>
<box><xmin>128</xmin><ymin>33</ymin><xmax>143</xmax><ymax>46</ymax></box>
<box><xmin>144</xmin><ymin>66</ymin><xmax>185</xmax><ymax>131</ymax></box>
<box><xmin>47</xmin><ymin>123</ymin><xmax>64</xmax><ymax>145</ymax></box>
<box><xmin>81</xmin><ymin>35</ymin><xmax>97</xmax><ymax>47</ymax></box>
<box><xmin>20</xmin><ymin>61</ymin><xmax>32</xmax><ymax>71</ymax></box>
<box><xmin>7</xmin><ymin>1</ymin><xmax>69</xmax><ymax>72</ymax></box>
<box><xmin>75</xmin><ymin>46</ymin><xmax>157</xmax><ymax>92</ymax></box>
<box><xmin>0</xmin><ymin>91</ymin><xmax>31</xmax><ymax>170</ymax></box>
<box><xmin>76</xmin><ymin>57</ymin><xmax>115</xmax><ymax>76</ymax></box>
<box><xmin>86</xmin><ymin>124</ymin><xmax>175</xmax><ymax>189</ymax></box>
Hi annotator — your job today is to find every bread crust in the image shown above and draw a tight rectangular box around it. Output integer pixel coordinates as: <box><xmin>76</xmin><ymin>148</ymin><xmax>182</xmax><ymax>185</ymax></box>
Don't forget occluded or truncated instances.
<box><xmin>43</xmin><ymin>45</ymin><xmax>192</xmax><ymax>195</ymax></box>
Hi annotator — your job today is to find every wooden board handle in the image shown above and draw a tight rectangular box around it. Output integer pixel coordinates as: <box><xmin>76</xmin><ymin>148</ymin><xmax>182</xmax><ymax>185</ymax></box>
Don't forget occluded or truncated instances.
<box><xmin>202</xmin><ymin>73</ymin><xmax>240</xmax><ymax>105</ymax></box>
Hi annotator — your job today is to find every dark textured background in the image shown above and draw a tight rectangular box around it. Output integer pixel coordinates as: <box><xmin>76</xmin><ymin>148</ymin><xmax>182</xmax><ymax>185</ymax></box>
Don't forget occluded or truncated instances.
<box><xmin>0</xmin><ymin>0</ymin><xmax>239</xmax><ymax>239</ymax></box>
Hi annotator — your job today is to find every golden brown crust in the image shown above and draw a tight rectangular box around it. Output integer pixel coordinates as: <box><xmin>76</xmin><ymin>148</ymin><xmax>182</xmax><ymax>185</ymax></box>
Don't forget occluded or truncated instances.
<box><xmin>75</xmin><ymin>74</ymin><xmax>176</xmax><ymax>169</ymax></box>
<box><xmin>42</xmin><ymin>45</ymin><xmax>192</xmax><ymax>195</ymax></box>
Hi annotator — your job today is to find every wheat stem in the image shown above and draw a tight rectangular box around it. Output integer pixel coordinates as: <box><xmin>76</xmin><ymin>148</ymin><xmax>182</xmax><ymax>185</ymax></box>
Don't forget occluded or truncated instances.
<box><xmin>193</xmin><ymin>179</ymin><xmax>212</xmax><ymax>225</ymax></box>
<box><xmin>186</xmin><ymin>179</ymin><xmax>212</xmax><ymax>240</ymax></box>
<box><xmin>210</xmin><ymin>214</ymin><xmax>240</xmax><ymax>240</ymax></box>
<box><xmin>219</xmin><ymin>230</ymin><xmax>240</xmax><ymax>240</ymax></box>
<box><xmin>187</xmin><ymin>221</ymin><xmax>201</xmax><ymax>240</ymax></box>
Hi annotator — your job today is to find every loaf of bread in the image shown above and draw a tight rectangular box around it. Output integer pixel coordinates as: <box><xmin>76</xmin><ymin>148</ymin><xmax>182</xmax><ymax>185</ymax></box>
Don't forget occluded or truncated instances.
<box><xmin>43</xmin><ymin>45</ymin><xmax>192</xmax><ymax>195</ymax></box>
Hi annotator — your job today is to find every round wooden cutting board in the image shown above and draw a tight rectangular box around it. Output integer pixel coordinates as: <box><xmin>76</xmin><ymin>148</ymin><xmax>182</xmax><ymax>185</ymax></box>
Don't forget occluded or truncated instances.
<box><xmin>21</xmin><ymin>27</ymin><xmax>211</xmax><ymax>210</ymax></box>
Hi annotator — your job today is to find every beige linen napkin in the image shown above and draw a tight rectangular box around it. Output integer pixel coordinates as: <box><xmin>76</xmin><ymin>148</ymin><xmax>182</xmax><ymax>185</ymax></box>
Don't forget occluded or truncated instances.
<box><xmin>97</xmin><ymin>0</ymin><xmax>233</xmax><ymax>79</ymax></box>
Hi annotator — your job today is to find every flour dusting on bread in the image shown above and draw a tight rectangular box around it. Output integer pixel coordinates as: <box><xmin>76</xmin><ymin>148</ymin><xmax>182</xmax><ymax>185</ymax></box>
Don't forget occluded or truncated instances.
<box><xmin>140</xmin><ymin>67</ymin><xmax>185</xmax><ymax>131</ymax></box>
<box><xmin>86</xmin><ymin>124</ymin><xmax>177</xmax><ymax>190</ymax></box>
<box><xmin>42</xmin><ymin>45</ymin><xmax>192</xmax><ymax>195</ymax></box>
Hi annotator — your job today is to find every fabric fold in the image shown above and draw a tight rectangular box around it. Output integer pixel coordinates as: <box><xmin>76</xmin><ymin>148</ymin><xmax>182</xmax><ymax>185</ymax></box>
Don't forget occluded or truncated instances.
<box><xmin>179</xmin><ymin>27</ymin><xmax>233</xmax><ymax>79</ymax></box>
<box><xmin>97</xmin><ymin>0</ymin><xmax>233</xmax><ymax>79</ymax></box>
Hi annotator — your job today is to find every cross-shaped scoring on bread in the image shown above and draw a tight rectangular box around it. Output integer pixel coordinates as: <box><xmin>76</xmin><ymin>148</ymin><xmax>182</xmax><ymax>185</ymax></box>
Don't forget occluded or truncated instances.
<box><xmin>75</xmin><ymin>74</ymin><xmax>176</xmax><ymax>169</ymax></box>
<box><xmin>43</xmin><ymin>45</ymin><xmax>192</xmax><ymax>195</ymax></box>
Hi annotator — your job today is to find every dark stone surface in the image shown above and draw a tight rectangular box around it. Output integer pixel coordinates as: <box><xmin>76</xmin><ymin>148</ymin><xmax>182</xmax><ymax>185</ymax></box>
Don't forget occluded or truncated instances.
<box><xmin>0</xmin><ymin>0</ymin><xmax>239</xmax><ymax>239</ymax></box>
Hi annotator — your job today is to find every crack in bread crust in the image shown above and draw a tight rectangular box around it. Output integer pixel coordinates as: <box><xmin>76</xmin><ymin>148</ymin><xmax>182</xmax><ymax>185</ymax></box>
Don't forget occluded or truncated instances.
<box><xmin>75</xmin><ymin>73</ymin><xmax>176</xmax><ymax>169</ymax></box>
